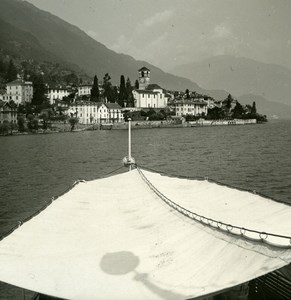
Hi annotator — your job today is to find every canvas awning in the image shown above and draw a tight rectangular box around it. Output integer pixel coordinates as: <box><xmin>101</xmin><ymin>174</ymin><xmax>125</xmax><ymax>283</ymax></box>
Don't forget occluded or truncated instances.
<box><xmin>0</xmin><ymin>168</ymin><xmax>291</xmax><ymax>299</ymax></box>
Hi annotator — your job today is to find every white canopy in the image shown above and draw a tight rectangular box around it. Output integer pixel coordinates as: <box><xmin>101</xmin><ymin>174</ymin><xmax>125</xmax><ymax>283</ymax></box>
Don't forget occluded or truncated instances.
<box><xmin>0</xmin><ymin>168</ymin><xmax>291</xmax><ymax>299</ymax></box>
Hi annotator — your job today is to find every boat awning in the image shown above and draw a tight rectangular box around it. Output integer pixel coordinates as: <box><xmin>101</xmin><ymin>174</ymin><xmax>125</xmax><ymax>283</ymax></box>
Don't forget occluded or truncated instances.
<box><xmin>0</xmin><ymin>168</ymin><xmax>291</xmax><ymax>299</ymax></box>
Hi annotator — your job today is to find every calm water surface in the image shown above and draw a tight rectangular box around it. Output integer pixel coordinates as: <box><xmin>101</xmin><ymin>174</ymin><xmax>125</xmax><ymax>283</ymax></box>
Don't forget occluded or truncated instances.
<box><xmin>0</xmin><ymin>120</ymin><xmax>291</xmax><ymax>298</ymax></box>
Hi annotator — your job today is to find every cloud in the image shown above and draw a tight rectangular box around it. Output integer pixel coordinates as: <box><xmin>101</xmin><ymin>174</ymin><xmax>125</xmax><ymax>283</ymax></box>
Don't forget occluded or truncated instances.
<box><xmin>143</xmin><ymin>10</ymin><xmax>174</xmax><ymax>27</ymax></box>
<box><xmin>135</xmin><ymin>10</ymin><xmax>174</xmax><ymax>34</ymax></box>
<box><xmin>110</xmin><ymin>10</ymin><xmax>173</xmax><ymax>62</ymax></box>
<box><xmin>111</xmin><ymin>32</ymin><xmax>171</xmax><ymax>67</ymax></box>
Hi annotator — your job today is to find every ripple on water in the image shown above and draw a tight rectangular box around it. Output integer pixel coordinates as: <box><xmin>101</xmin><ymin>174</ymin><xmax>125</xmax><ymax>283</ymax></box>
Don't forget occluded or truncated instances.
<box><xmin>0</xmin><ymin>120</ymin><xmax>291</xmax><ymax>297</ymax></box>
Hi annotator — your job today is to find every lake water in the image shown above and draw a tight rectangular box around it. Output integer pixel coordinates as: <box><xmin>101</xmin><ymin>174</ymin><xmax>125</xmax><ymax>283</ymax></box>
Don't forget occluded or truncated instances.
<box><xmin>0</xmin><ymin>120</ymin><xmax>291</xmax><ymax>298</ymax></box>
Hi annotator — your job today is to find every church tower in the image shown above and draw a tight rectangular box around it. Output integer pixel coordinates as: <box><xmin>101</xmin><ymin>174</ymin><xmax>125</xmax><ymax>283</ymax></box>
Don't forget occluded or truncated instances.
<box><xmin>138</xmin><ymin>66</ymin><xmax>150</xmax><ymax>90</ymax></box>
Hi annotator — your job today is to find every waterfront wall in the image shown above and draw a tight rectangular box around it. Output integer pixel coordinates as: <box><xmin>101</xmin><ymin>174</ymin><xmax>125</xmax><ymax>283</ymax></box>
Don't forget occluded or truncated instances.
<box><xmin>187</xmin><ymin>119</ymin><xmax>257</xmax><ymax>127</ymax></box>
<box><xmin>96</xmin><ymin>118</ymin><xmax>257</xmax><ymax>130</ymax></box>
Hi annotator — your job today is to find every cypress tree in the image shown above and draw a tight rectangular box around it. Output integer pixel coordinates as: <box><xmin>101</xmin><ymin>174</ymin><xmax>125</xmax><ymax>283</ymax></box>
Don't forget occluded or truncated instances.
<box><xmin>118</xmin><ymin>75</ymin><xmax>126</xmax><ymax>107</ymax></box>
<box><xmin>251</xmin><ymin>101</ymin><xmax>257</xmax><ymax>114</ymax></box>
<box><xmin>102</xmin><ymin>73</ymin><xmax>113</xmax><ymax>102</ymax></box>
<box><xmin>134</xmin><ymin>79</ymin><xmax>139</xmax><ymax>89</ymax></box>
<box><xmin>125</xmin><ymin>77</ymin><xmax>133</xmax><ymax>107</ymax></box>
<box><xmin>31</xmin><ymin>75</ymin><xmax>48</xmax><ymax>107</ymax></box>
<box><xmin>91</xmin><ymin>75</ymin><xmax>100</xmax><ymax>101</ymax></box>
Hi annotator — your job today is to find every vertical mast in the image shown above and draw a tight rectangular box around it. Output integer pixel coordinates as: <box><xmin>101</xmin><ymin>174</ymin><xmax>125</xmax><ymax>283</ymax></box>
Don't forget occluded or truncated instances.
<box><xmin>128</xmin><ymin>118</ymin><xmax>132</xmax><ymax>171</ymax></box>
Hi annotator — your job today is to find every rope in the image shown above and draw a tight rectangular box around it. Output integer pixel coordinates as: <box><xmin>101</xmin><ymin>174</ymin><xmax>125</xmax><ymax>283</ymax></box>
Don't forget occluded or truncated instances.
<box><xmin>138</xmin><ymin>164</ymin><xmax>291</xmax><ymax>206</ymax></box>
<box><xmin>137</xmin><ymin>167</ymin><xmax>291</xmax><ymax>248</ymax></box>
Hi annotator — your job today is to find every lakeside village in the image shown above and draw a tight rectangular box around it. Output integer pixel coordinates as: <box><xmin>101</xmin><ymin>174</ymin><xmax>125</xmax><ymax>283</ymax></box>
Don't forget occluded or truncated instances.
<box><xmin>0</xmin><ymin>65</ymin><xmax>267</xmax><ymax>135</ymax></box>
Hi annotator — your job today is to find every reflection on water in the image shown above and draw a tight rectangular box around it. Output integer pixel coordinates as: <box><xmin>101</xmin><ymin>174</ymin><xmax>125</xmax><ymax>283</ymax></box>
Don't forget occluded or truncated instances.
<box><xmin>0</xmin><ymin>120</ymin><xmax>291</xmax><ymax>298</ymax></box>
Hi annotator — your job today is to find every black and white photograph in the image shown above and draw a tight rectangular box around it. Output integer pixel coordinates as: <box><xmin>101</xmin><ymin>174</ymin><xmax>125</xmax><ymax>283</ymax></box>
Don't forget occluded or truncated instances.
<box><xmin>0</xmin><ymin>0</ymin><xmax>291</xmax><ymax>299</ymax></box>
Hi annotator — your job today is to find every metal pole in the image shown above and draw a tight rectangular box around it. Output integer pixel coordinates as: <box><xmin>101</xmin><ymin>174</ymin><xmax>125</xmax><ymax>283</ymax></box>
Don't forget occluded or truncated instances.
<box><xmin>128</xmin><ymin>118</ymin><xmax>132</xmax><ymax>171</ymax></box>
<box><xmin>22</xmin><ymin>288</ymin><xmax>25</xmax><ymax>300</ymax></box>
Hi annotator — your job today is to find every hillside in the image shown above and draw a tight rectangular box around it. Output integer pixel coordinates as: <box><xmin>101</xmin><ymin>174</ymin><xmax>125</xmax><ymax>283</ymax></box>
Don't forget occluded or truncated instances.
<box><xmin>171</xmin><ymin>55</ymin><xmax>291</xmax><ymax>106</ymax></box>
<box><xmin>0</xmin><ymin>0</ymin><xmax>228</xmax><ymax>100</ymax></box>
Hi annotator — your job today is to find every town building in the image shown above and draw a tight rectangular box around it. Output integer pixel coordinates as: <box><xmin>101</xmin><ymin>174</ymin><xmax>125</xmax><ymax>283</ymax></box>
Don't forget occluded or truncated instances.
<box><xmin>132</xmin><ymin>67</ymin><xmax>169</xmax><ymax>109</ymax></box>
<box><xmin>174</xmin><ymin>99</ymin><xmax>208</xmax><ymax>117</ymax></box>
<box><xmin>68</xmin><ymin>101</ymin><xmax>124</xmax><ymax>124</ymax></box>
<box><xmin>6</xmin><ymin>79</ymin><xmax>33</xmax><ymax>104</ymax></box>
<box><xmin>0</xmin><ymin>100</ymin><xmax>17</xmax><ymax>124</ymax></box>
<box><xmin>105</xmin><ymin>103</ymin><xmax>125</xmax><ymax>123</ymax></box>
<box><xmin>77</xmin><ymin>84</ymin><xmax>92</xmax><ymax>96</ymax></box>
<box><xmin>47</xmin><ymin>86</ymin><xmax>70</xmax><ymax>104</ymax></box>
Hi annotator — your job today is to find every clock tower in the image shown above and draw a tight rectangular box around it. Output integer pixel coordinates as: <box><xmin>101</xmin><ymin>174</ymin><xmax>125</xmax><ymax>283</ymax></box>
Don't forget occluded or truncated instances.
<box><xmin>138</xmin><ymin>66</ymin><xmax>150</xmax><ymax>90</ymax></box>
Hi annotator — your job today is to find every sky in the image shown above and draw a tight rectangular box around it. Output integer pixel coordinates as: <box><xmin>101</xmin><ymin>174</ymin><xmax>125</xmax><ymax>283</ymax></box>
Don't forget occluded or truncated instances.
<box><xmin>26</xmin><ymin>0</ymin><xmax>291</xmax><ymax>71</ymax></box>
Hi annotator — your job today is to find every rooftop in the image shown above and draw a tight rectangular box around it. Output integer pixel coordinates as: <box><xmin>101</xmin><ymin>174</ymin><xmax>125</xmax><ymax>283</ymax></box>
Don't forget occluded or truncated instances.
<box><xmin>6</xmin><ymin>79</ymin><xmax>29</xmax><ymax>86</ymax></box>
<box><xmin>138</xmin><ymin>66</ymin><xmax>150</xmax><ymax>72</ymax></box>
<box><xmin>175</xmin><ymin>100</ymin><xmax>207</xmax><ymax>105</ymax></box>
<box><xmin>135</xmin><ymin>89</ymin><xmax>158</xmax><ymax>95</ymax></box>
<box><xmin>105</xmin><ymin>103</ymin><xmax>122</xmax><ymax>109</ymax></box>
<box><xmin>146</xmin><ymin>84</ymin><xmax>162</xmax><ymax>90</ymax></box>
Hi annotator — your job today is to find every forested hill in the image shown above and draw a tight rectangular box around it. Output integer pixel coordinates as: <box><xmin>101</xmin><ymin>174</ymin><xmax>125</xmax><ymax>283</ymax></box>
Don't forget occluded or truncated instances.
<box><xmin>0</xmin><ymin>0</ymin><xmax>227</xmax><ymax>99</ymax></box>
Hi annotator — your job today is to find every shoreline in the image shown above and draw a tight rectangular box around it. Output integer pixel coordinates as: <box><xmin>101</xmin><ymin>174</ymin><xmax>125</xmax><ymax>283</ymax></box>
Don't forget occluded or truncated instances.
<box><xmin>0</xmin><ymin>118</ymin><xmax>262</xmax><ymax>136</ymax></box>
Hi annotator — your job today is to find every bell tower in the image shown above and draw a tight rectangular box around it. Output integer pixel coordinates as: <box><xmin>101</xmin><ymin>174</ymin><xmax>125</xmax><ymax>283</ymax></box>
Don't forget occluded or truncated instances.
<box><xmin>138</xmin><ymin>66</ymin><xmax>150</xmax><ymax>90</ymax></box>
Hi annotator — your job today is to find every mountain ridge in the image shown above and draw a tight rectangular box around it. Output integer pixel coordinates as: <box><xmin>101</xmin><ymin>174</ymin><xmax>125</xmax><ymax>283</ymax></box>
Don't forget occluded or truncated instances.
<box><xmin>170</xmin><ymin>55</ymin><xmax>291</xmax><ymax>106</ymax></box>
<box><xmin>0</xmin><ymin>0</ymin><xmax>228</xmax><ymax>100</ymax></box>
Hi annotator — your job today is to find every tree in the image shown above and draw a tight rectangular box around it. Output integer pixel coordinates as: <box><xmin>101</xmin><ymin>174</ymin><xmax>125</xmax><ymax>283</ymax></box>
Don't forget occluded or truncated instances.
<box><xmin>118</xmin><ymin>75</ymin><xmax>126</xmax><ymax>107</ymax></box>
<box><xmin>0</xmin><ymin>59</ymin><xmax>7</xmax><ymax>76</ymax></box>
<box><xmin>185</xmin><ymin>89</ymin><xmax>190</xmax><ymax>99</ymax></box>
<box><xmin>112</xmin><ymin>86</ymin><xmax>118</xmax><ymax>103</ymax></box>
<box><xmin>17</xmin><ymin>117</ymin><xmax>25</xmax><ymax>132</ymax></box>
<box><xmin>126</xmin><ymin>77</ymin><xmax>134</xmax><ymax>107</ymax></box>
<box><xmin>251</xmin><ymin>101</ymin><xmax>257</xmax><ymax>114</ymax></box>
<box><xmin>31</xmin><ymin>75</ymin><xmax>48</xmax><ymax>107</ymax></box>
<box><xmin>64</xmin><ymin>73</ymin><xmax>79</xmax><ymax>86</ymax></box>
<box><xmin>232</xmin><ymin>101</ymin><xmax>244</xmax><ymax>118</ymax></box>
<box><xmin>27</xmin><ymin>114</ymin><xmax>39</xmax><ymax>131</ymax></box>
<box><xmin>91</xmin><ymin>75</ymin><xmax>100</xmax><ymax>101</ymax></box>
<box><xmin>39</xmin><ymin>110</ymin><xmax>52</xmax><ymax>130</ymax></box>
<box><xmin>102</xmin><ymin>73</ymin><xmax>113</xmax><ymax>102</ymax></box>
<box><xmin>225</xmin><ymin>94</ymin><xmax>233</xmax><ymax>110</ymax></box>
<box><xmin>6</xmin><ymin>60</ymin><xmax>18</xmax><ymax>82</ymax></box>
<box><xmin>0</xmin><ymin>120</ymin><xmax>11</xmax><ymax>135</ymax></box>
<box><xmin>68</xmin><ymin>117</ymin><xmax>79</xmax><ymax>131</ymax></box>
<box><xmin>134</xmin><ymin>79</ymin><xmax>139</xmax><ymax>89</ymax></box>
